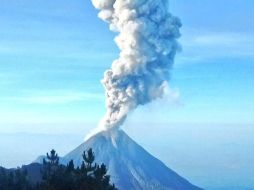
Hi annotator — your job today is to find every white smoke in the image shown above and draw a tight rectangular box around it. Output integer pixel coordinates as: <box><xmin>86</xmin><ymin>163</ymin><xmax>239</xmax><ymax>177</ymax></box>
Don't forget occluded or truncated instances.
<box><xmin>89</xmin><ymin>0</ymin><xmax>181</xmax><ymax>137</ymax></box>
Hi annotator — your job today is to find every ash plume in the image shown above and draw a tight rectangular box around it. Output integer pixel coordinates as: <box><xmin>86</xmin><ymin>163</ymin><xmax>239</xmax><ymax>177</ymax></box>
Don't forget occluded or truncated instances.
<box><xmin>90</xmin><ymin>0</ymin><xmax>181</xmax><ymax>136</ymax></box>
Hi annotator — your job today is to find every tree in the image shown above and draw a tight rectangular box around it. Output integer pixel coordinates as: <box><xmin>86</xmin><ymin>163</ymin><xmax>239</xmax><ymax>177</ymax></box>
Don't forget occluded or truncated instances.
<box><xmin>0</xmin><ymin>167</ymin><xmax>32</xmax><ymax>190</ymax></box>
<box><xmin>66</xmin><ymin>160</ymin><xmax>75</xmax><ymax>173</ymax></box>
<box><xmin>40</xmin><ymin>149</ymin><xmax>62</xmax><ymax>190</ymax></box>
<box><xmin>0</xmin><ymin>168</ymin><xmax>7</xmax><ymax>190</ymax></box>
<box><xmin>0</xmin><ymin>148</ymin><xmax>117</xmax><ymax>190</ymax></box>
<box><xmin>80</xmin><ymin>149</ymin><xmax>117</xmax><ymax>190</ymax></box>
<box><xmin>13</xmin><ymin>169</ymin><xmax>31</xmax><ymax>190</ymax></box>
<box><xmin>83</xmin><ymin>148</ymin><xmax>96</xmax><ymax>172</ymax></box>
<box><xmin>44</xmin><ymin>149</ymin><xmax>59</xmax><ymax>166</ymax></box>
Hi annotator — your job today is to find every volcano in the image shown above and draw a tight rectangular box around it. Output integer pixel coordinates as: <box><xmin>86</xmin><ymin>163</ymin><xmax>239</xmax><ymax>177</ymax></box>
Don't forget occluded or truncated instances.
<box><xmin>60</xmin><ymin>130</ymin><xmax>202</xmax><ymax>190</ymax></box>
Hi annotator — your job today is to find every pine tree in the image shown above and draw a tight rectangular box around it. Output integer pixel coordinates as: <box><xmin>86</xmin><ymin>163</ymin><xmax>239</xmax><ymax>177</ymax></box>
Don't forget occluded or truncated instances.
<box><xmin>40</xmin><ymin>149</ymin><xmax>61</xmax><ymax>190</ymax></box>
<box><xmin>66</xmin><ymin>160</ymin><xmax>75</xmax><ymax>173</ymax></box>
<box><xmin>81</xmin><ymin>149</ymin><xmax>117</xmax><ymax>190</ymax></box>
<box><xmin>0</xmin><ymin>148</ymin><xmax>117</xmax><ymax>190</ymax></box>
<box><xmin>44</xmin><ymin>149</ymin><xmax>59</xmax><ymax>165</ymax></box>
<box><xmin>0</xmin><ymin>168</ymin><xmax>7</xmax><ymax>190</ymax></box>
<box><xmin>0</xmin><ymin>167</ymin><xmax>32</xmax><ymax>190</ymax></box>
<box><xmin>13</xmin><ymin>169</ymin><xmax>31</xmax><ymax>190</ymax></box>
<box><xmin>83</xmin><ymin>148</ymin><xmax>96</xmax><ymax>172</ymax></box>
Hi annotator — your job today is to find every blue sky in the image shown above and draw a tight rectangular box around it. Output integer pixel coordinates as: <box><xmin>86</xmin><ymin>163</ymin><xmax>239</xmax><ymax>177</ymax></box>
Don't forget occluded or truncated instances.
<box><xmin>0</xmin><ymin>0</ymin><xmax>253</xmax><ymax>134</ymax></box>
<box><xmin>1</xmin><ymin>1</ymin><xmax>254</xmax><ymax>189</ymax></box>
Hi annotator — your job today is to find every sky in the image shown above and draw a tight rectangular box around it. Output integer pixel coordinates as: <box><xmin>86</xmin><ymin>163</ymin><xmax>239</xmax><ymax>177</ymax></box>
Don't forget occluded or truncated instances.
<box><xmin>0</xmin><ymin>0</ymin><xmax>254</xmax><ymax>133</ymax></box>
<box><xmin>0</xmin><ymin>0</ymin><xmax>254</xmax><ymax>189</ymax></box>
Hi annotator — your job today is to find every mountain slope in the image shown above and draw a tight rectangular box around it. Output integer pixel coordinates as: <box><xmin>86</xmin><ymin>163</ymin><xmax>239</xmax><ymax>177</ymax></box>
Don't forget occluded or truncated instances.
<box><xmin>62</xmin><ymin>130</ymin><xmax>202</xmax><ymax>190</ymax></box>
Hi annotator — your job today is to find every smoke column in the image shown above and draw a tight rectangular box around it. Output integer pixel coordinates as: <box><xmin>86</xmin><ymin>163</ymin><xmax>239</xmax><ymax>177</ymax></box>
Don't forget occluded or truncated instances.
<box><xmin>90</xmin><ymin>0</ymin><xmax>181</xmax><ymax>135</ymax></box>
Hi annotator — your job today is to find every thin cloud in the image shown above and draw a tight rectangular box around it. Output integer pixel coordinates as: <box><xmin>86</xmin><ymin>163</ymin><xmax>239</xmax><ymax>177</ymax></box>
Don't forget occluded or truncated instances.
<box><xmin>178</xmin><ymin>31</ymin><xmax>254</xmax><ymax>64</ymax></box>
<box><xmin>192</xmin><ymin>33</ymin><xmax>253</xmax><ymax>46</ymax></box>
<box><xmin>0</xmin><ymin>92</ymin><xmax>104</xmax><ymax>104</ymax></box>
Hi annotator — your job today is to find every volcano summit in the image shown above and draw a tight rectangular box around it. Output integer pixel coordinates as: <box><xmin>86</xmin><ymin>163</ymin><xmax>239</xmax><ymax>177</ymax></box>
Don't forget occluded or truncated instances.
<box><xmin>61</xmin><ymin>130</ymin><xmax>202</xmax><ymax>190</ymax></box>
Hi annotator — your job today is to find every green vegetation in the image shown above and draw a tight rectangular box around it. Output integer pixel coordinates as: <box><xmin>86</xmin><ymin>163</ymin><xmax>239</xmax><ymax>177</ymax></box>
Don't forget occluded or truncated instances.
<box><xmin>0</xmin><ymin>149</ymin><xmax>117</xmax><ymax>190</ymax></box>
